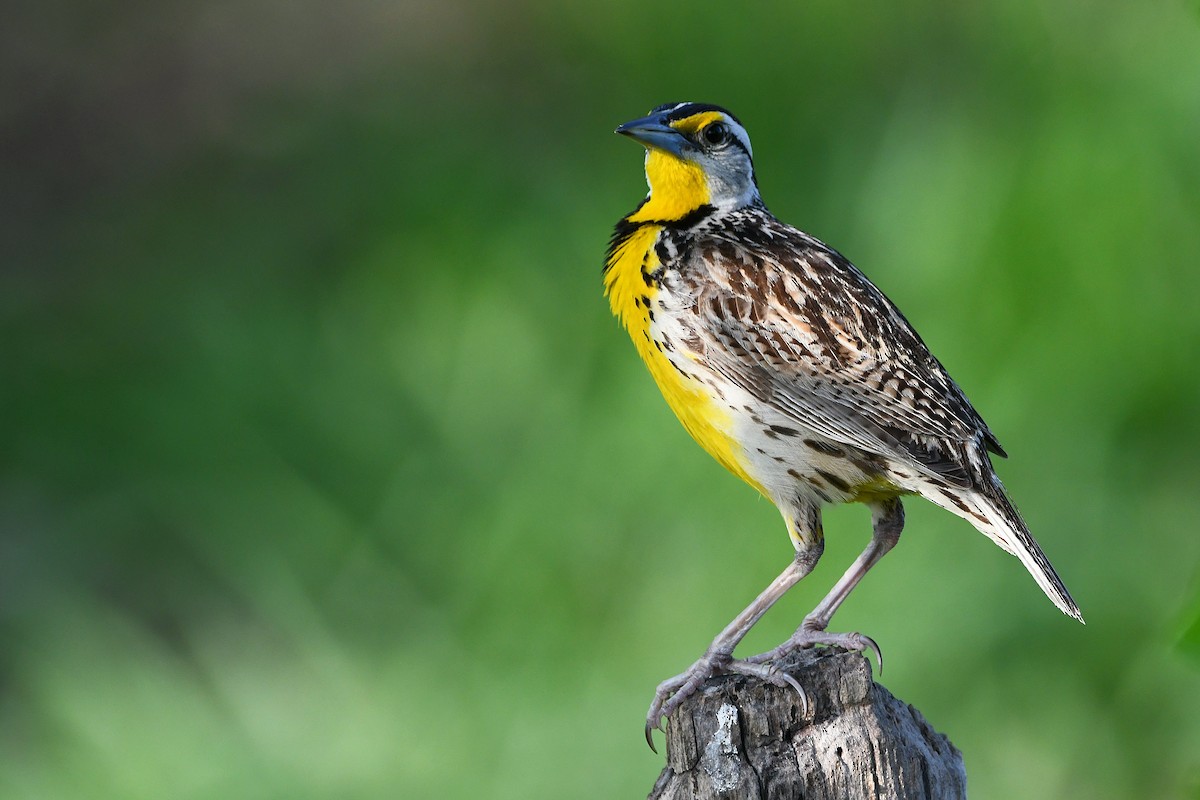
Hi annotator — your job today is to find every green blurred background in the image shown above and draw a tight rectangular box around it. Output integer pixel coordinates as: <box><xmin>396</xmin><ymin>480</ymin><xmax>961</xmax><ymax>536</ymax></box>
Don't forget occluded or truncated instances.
<box><xmin>3</xmin><ymin>1</ymin><xmax>1200</xmax><ymax>797</ymax></box>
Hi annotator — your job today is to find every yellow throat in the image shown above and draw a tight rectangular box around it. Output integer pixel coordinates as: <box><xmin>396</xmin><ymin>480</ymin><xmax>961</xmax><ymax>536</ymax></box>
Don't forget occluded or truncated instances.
<box><xmin>605</xmin><ymin>146</ymin><xmax>765</xmax><ymax>496</ymax></box>
<box><xmin>628</xmin><ymin>151</ymin><xmax>709</xmax><ymax>223</ymax></box>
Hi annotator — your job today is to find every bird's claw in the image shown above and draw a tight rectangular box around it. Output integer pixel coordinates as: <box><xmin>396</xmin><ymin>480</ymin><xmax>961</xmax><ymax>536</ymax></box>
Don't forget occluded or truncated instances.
<box><xmin>855</xmin><ymin>632</ymin><xmax>883</xmax><ymax>675</ymax></box>
<box><xmin>644</xmin><ymin>653</ymin><xmax>728</xmax><ymax>751</ymax></box>
<box><xmin>726</xmin><ymin>660</ymin><xmax>810</xmax><ymax>717</ymax></box>
<box><xmin>813</xmin><ymin>630</ymin><xmax>883</xmax><ymax>674</ymax></box>
<box><xmin>644</xmin><ymin>652</ymin><xmax>815</xmax><ymax>752</ymax></box>
<box><xmin>744</xmin><ymin>627</ymin><xmax>884</xmax><ymax>674</ymax></box>
<box><xmin>645</xmin><ymin>721</ymin><xmax>658</xmax><ymax>753</ymax></box>
<box><xmin>644</xmin><ymin>628</ymin><xmax>883</xmax><ymax>752</ymax></box>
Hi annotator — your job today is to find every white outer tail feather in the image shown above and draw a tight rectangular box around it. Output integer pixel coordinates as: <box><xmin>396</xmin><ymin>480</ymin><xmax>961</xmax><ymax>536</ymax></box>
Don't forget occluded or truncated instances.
<box><xmin>925</xmin><ymin>486</ymin><xmax>1085</xmax><ymax>623</ymax></box>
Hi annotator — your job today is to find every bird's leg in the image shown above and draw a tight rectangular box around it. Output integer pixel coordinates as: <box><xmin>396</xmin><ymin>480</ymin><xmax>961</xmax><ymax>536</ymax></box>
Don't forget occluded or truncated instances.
<box><xmin>645</xmin><ymin>539</ymin><xmax>822</xmax><ymax>749</ymax></box>
<box><xmin>746</xmin><ymin>498</ymin><xmax>904</xmax><ymax>670</ymax></box>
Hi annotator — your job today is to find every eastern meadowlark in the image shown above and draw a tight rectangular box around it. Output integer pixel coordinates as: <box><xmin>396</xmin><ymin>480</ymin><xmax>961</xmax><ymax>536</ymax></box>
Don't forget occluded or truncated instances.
<box><xmin>605</xmin><ymin>102</ymin><xmax>1083</xmax><ymax>749</ymax></box>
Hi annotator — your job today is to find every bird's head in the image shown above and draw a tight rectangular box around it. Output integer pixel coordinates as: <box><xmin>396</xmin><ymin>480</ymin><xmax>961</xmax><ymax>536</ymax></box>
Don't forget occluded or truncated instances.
<box><xmin>616</xmin><ymin>102</ymin><xmax>759</xmax><ymax>222</ymax></box>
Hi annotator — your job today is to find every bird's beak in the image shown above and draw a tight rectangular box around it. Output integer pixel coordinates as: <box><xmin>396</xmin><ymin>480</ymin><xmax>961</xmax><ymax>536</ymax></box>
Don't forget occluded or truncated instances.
<box><xmin>615</xmin><ymin>114</ymin><xmax>688</xmax><ymax>157</ymax></box>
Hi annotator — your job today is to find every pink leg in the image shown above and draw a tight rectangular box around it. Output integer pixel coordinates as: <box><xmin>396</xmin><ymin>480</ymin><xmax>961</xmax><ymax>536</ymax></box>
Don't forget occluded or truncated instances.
<box><xmin>746</xmin><ymin>498</ymin><xmax>903</xmax><ymax>669</ymax></box>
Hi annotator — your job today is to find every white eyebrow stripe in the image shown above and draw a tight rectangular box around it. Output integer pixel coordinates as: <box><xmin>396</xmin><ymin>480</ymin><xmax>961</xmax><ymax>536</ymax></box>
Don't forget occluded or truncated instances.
<box><xmin>726</xmin><ymin>120</ymin><xmax>753</xmax><ymax>158</ymax></box>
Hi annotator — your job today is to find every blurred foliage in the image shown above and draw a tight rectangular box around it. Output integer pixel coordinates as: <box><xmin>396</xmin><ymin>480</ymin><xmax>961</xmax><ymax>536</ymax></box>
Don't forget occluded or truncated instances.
<box><xmin>2</xmin><ymin>0</ymin><xmax>1200</xmax><ymax>797</ymax></box>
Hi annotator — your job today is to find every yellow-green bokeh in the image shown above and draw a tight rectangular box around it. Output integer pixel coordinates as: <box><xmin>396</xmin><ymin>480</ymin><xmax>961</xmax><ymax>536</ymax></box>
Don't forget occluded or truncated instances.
<box><xmin>3</xmin><ymin>1</ymin><xmax>1199</xmax><ymax>797</ymax></box>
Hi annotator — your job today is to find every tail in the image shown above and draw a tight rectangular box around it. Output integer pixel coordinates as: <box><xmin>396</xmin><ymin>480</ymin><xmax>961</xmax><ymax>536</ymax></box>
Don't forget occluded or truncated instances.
<box><xmin>926</xmin><ymin>481</ymin><xmax>1084</xmax><ymax>623</ymax></box>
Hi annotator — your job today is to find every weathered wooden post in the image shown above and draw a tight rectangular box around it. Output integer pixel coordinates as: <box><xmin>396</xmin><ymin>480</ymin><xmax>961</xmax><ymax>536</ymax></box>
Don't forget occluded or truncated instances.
<box><xmin>647</xmin><ymin>649</ymin><xmax>966</xmax><ymax>800</ymax></box>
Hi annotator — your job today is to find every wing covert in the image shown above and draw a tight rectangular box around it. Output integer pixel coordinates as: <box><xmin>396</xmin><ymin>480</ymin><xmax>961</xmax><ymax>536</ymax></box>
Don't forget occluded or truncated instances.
<box><xmin>683</xmin><ymin>219</ymin><xmax>1003</xmax><ymax>484</ymax></box>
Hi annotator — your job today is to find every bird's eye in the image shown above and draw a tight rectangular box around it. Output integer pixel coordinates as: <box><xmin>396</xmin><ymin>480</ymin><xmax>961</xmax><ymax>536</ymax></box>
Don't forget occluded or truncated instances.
<box><xmin>700</xmin><ymin>123</ymin><xmax>731</xmax><ymax>148</ymax></box>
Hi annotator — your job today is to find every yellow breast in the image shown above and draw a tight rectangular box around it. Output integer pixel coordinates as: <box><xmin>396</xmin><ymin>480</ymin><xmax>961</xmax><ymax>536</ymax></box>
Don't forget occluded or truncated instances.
<box><xmin>605</xmin><ymin>224</ymin><xmax>767</xmax><ymax>496</ymax></box>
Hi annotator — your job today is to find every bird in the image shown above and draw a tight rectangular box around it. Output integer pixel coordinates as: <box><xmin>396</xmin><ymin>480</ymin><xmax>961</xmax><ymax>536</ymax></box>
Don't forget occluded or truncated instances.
<box><xmin>604</xmin><ymin>102</ymin><xmax>1083</xmax><ymax>750</ymax></box>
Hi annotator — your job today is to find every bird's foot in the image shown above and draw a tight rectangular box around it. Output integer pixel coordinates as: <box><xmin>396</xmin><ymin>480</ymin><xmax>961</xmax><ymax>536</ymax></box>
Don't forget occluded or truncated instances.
<box><xmin>644</xmin><ymin>651</ymin><xmax>809</xmax><ymax>751</ymax></box>
<box><xmin>744</xmin><ymin>621</ymin><xmax>883</xmax><ymax>673</ymax></box>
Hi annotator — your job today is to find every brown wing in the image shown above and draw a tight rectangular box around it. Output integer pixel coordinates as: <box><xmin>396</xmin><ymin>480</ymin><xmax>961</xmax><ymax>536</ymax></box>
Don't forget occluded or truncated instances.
<box><xmin>683</xmin><ymin>213</ymin><xmax>1004</xmax><ymax>487</ymax></box>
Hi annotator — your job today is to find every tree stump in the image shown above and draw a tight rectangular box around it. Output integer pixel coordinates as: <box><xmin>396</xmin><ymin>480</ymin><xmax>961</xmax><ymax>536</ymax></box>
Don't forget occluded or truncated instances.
<box><xmin>647</xmin><ymin>649</ymin><xmax>966</xmax><ymax>800</ymax></box>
